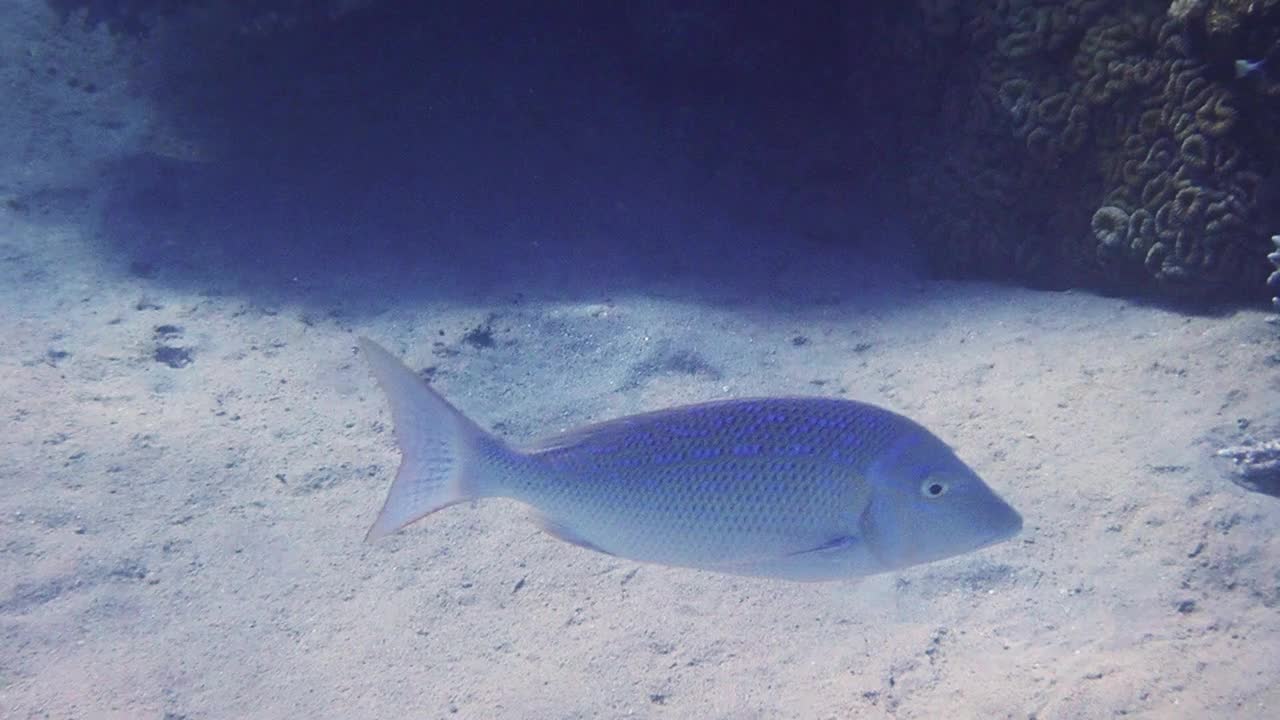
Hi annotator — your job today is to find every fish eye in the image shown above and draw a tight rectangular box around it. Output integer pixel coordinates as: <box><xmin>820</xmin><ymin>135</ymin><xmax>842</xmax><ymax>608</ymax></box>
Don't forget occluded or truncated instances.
<box><xmin>921</xmin><ymin>478</ymin><xmax>949</xmax><ymax>499</ymax></box>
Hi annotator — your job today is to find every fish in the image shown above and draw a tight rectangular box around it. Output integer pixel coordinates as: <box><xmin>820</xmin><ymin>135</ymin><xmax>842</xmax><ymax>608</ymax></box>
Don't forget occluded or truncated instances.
<box><xmin>358</xmin><ymin>337</ymin><xmax>1022</xmax><ymax>581</ymax></box>
<box><xmin>1236</xmin><ymin>57</ymin><xmax>1268</xmax><ymax>79</ymax></box>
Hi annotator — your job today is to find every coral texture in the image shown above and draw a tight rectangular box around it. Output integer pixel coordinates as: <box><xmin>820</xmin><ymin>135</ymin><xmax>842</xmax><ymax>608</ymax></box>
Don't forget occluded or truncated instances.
<box><xmin>912</xmin><ymin>0</ymin><xmax>1280</xmax><ymax>297</ymax></box>
<box><xmin>1268</xmin><ymin>234</ymin><xmax>1280</xmax><ymax>307</ymax></box>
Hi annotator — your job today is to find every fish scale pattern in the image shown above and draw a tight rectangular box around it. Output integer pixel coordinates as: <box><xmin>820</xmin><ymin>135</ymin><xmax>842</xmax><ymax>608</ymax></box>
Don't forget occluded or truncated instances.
<box><xmin>502</xmin><ymin>398</ymin><xmax>916</xmax><ymax>566</ymax></box>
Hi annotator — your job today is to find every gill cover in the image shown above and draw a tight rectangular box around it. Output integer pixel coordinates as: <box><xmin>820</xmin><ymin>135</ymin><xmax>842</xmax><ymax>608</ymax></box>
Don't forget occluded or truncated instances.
<box><xmin>860</xmin><ymin>430</ymin><xmax>1021</xmax><ymax>571</ymax></box>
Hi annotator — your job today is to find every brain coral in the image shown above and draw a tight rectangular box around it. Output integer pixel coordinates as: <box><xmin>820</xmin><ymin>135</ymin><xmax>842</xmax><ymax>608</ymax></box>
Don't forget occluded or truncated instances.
<box><xmin>911</xmin><ymin>0</ymin><xmax>1280</xmax><ymax>298</ymax></box>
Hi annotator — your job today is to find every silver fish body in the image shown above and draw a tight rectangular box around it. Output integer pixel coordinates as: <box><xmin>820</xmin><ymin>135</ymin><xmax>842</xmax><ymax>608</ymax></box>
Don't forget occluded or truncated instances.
<box><xmin>360</xmin><ymin>338</ymin><xmax>1022</xmax><ymax>581</ymax></box>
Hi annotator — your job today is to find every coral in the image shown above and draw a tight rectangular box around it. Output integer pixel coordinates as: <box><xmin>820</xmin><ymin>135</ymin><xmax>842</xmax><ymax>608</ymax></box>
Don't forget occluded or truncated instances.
<box><xmin>1216</xmin><ymin>435</ymin><xmax>1280</xmax><ymax>497</ymax></box>
<box><xmin>1269</xmin><ymin>235</ymin><xmax>1280</xmax><ymax>308</ymax></box>
<box><xmin>907</xmin><ymin>0</ymin><xmax>1280</xmax><ymax>297</ymax></box>
<box><xmin>1199</xmin><ymin>0</ymin><xmax>1280</xmax><ymax>41</ymax></box>
<box><xmin>1166</xmin><ymin>0</ymin><xmax>1204</xmax><ymax>22</ymax></box>
<box><xmin>1086</xmin><ymin>10</ymin><xmax>1273</xmax><ymax>290</ymax></box>
<box><xmin>1091</xmin><ymin>205</ymin><xmax>1129</xmax><ymax>253</ymax></box>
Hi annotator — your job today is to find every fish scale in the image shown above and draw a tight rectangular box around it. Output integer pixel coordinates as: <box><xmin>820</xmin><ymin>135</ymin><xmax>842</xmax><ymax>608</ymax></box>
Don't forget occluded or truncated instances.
<box><xmin>359</xmin><ymin>338</ymin><xmax>1022</xmax><ymax>581</ymax></box>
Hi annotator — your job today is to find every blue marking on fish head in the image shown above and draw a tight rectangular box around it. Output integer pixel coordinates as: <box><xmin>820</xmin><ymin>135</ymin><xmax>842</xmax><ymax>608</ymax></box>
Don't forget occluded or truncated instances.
<box><xmin>858</xmin><ymin>428</ymin><xmax>1022</xmax><ymax>572</ymax></box>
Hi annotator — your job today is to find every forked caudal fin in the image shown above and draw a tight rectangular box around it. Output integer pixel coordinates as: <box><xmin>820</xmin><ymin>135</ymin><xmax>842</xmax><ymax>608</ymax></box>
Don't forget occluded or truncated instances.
<box><xmin>358</xmin><ymin>337</ymin><xmax>492</xmax><ymax>541</ymax></box>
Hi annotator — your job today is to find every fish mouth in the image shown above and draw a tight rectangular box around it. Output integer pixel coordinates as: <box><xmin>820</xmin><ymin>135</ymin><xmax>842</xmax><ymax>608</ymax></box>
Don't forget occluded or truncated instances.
<box><xmin>959</xmin><ymin>492</ymin><xmax>1023</xmax><ymax>554</ymax></box>
<box><xmin>981</xmin><ymin>503</ymin><xmax>1023</xmax><ymax>547</ymax></box>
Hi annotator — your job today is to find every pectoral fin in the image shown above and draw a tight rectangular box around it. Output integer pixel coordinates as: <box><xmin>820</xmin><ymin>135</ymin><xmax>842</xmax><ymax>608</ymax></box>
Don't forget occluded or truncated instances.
<box><xmin>788</xmin><ymin>535</ymin><xmax>861</xmax><ymax>557</ymax></box>
<box><xmin>713</xmin><ymin>535</ymin><xmax>873</xmax><ymax>581</ymax></box>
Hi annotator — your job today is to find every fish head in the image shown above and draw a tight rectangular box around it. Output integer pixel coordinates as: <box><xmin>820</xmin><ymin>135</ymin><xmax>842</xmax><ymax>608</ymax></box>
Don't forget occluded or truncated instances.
<box><xmin>859</xmin><ymin>428</ymin><xmax>1022</xmax><ymax>571</ymax></box>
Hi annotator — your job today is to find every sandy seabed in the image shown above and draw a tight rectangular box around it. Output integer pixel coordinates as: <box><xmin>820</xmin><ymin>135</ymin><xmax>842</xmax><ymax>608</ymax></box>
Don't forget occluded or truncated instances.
<box><xmin>1</xmin><ymin>188</ymin><xmax>1279</xmax><ymax>720</ymax></box>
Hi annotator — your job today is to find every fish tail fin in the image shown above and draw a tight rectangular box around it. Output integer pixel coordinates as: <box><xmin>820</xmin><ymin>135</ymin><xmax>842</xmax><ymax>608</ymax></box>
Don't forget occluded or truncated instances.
<box><xmin>359</xmin><ymin>337</ymin><xmax>500</xmax><ymax>541</ymax></box>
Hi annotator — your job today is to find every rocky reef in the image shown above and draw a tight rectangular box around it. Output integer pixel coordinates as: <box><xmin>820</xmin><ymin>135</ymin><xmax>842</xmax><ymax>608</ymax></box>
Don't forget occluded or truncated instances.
<box><xmin>910</xmin><ymin>0</ymin><xmax>1280</xmax><ymax>299</ymax></box>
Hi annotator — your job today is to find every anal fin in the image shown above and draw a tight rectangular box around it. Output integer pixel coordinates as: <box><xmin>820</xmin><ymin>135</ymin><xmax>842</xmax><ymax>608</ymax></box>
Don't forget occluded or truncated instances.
<box><xmin>534</xmin><ymin>514</ymin><xmax>615</xmax><ymax>557</ymax></box>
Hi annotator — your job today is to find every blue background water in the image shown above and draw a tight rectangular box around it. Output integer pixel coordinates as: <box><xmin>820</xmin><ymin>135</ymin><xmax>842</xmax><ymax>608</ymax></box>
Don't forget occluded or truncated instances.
<box><xmin>102</xmin><ymin>2</ymin><xmax>920</xmax><ymax>308</ymax></box>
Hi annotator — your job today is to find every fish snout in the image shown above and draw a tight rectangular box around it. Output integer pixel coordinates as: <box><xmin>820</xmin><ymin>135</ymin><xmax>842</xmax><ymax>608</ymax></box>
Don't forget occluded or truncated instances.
<box><xmin>982</xmin><ymin>494</ymin><xmax>1023</xmax><ymax>546</ymax></box>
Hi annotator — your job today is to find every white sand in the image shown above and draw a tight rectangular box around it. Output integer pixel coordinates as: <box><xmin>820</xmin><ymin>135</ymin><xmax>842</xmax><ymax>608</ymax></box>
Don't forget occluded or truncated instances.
<box><xmin>2</xmin><ymin>182</ymin><xmax>1279</xmax><ymax>720</ymax></box>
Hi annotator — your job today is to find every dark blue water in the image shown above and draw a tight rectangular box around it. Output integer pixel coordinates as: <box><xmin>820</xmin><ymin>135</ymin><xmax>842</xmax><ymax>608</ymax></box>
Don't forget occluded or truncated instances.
<box><xmin>95</xmin><ymin>2</ymin><xmax>922</xmax><ymax>311</ymax></box>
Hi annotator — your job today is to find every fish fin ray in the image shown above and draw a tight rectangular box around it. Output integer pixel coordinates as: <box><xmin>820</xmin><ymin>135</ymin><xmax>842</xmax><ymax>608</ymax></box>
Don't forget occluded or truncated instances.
<box><xmin>360</xmin><ymin>337</ymin><xmax>495</xmax><ymax>541</ymax></box>
<box><xmin>533</xmin><ymin>513</ymin><xmax>615</xmax><ymax>556</ymax></box>
<box><xmin>787</xmin><ymin>534</ymin><xmax>862</xmax><ymax>557</ymax></box>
